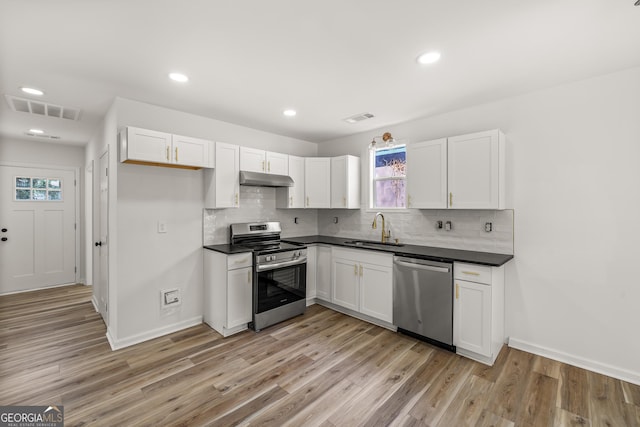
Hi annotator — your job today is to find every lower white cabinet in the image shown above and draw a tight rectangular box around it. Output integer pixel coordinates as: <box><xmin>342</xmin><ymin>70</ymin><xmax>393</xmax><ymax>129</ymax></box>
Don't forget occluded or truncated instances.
<box><xmin>330</xmin><ymin>247</ymin><xmax>393</xmax><ymax>323</ymax></box>
<box><xmin>204</xmin><ymin>250</ymin><xmax>252</xmax><ymax>337</ymax></box>
<box><xmin>315</xmin><ymin>245</ymin><xmax>332</xmax><ymax>301</ymax></box>
<box><xmin>453</xmin><ymin>262</ymin><xmax>505</xmax><ymax>365</ymax></box>
<box><xmin>305</xmin><ymin>245</ymin><xmax>317</xmax><ymax>304</ymax></box>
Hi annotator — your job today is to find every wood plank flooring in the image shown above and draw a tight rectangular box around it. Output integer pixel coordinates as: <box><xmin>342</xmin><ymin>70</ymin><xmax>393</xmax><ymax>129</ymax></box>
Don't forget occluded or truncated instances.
<box><xmin>1</xmin><ymin>284</ymin><xmax>639</xmax><ymax>426</ymax></box>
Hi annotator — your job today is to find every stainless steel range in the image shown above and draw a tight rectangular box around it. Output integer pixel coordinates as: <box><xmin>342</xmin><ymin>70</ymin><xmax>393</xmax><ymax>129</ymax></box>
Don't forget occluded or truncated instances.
<box><xmin>230</xmin><ymin>222</ymin><xmax>307</xmax><ymax>331</ymax></box>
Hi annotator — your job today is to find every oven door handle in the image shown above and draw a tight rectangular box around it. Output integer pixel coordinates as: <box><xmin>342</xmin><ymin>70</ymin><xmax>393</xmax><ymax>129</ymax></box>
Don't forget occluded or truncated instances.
<box><xmin>256</xmin><ymin>258</ymin><xmax>307</xmax><ymax>272</ymax></box>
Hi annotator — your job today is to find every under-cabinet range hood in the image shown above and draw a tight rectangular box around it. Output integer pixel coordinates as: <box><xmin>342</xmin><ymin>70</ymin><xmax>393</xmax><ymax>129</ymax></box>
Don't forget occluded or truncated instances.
<box><xmin>239</xmin><ymin>170</ymin><xmax>294</xmax><ymax>187</ymax></box>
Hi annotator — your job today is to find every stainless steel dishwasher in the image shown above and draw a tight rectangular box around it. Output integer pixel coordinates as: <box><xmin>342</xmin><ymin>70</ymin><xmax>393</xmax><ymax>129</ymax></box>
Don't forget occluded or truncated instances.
<box><xmin>393</xmin><ymin>256</ymin><xmax>455</xmax><ymax>351</ymax></box>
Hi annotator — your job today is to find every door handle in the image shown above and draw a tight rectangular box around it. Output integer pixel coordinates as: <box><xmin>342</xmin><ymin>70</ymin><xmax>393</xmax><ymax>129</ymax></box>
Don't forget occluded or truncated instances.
<box><xmin>1</xmin><ymin>237</ymin><xmax>7</xmax><ymax>242</ymax></box>
<box><xmin>95</xmin><ymin>241</ymin><xmax>102</xmax><ymax>247</ymax></box>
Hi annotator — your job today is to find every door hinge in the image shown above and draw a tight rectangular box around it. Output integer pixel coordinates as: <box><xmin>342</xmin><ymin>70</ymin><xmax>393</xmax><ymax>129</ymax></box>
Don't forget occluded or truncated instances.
<box><xmin>74</xmin><ymin>266</ymin><xmax>77</xmax><ymax>273</ymax></box>
<box><xmin>106</xmin><ymin>167</ymin><xmax>108</xmax><ymax>176</ymax></box>
<box><xmin>74</xmin><ymin>223</ymin><xmax>77</xmax><ymax>230</ymax></box>
<box><xmin>74</xmin><ymin>179</ymin><xmax>77</xmax><ymax>186</ymax></box>
<box><xmin>105</xmin><ymin>303</ymin><xmax>108</xmax><ymax>312</ymax></box>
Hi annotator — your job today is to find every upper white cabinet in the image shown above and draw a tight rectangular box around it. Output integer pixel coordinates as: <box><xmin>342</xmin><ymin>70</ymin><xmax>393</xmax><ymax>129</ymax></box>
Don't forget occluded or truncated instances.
<box><xmin>276</xmin><ymin>155</ymin><xmax>305</xmax><ymax>209</ymax></box>
<box><xmin>407</xmin><ymin>138</ymin><xmax>448</xmax><ymax>209</ymax></box>
<box><xmin>204</xmin><ymin>142</ymin><xmax>240</xmax><ymax>208</ymax></box>
<box><xmin>119</xmin><ymin>126</ymin><xmax>210</xmax><ymax>169</ymax></box>
<box><xmin>240</xmin><ymin>147</ymin><xmax>288</xmax><ymax>175</ymax></box>
<box><xmin>448</xmin><ymin>130</ymin><xmax>505</xmax><ymax>209</ymax></box>
<box><xmin>330</xmin><ymin>155</ymin><xmax>360</xmax><ymax>209</ymax></box>
<box><xmin>304</xmin><ymin>157</ymin><xmax>331</xmax><ymax>208</ymax></box>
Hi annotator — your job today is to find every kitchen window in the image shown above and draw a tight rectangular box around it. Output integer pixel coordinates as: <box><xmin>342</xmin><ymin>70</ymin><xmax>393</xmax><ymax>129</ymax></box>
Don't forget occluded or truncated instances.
<box><xmin>370</xmin><ymin>145</ymin><xmax>406</xmax><ymax>209</ymax></box>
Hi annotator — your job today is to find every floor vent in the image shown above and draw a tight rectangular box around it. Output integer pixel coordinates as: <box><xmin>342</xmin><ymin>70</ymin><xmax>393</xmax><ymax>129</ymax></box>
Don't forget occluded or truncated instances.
<box><xmin>5</xmin><ymin>95</ymin><xmax>81</xmax><ymax>121</ymax></box>
<box><xmin>343</xmin><ymin>112</ymin><xmax>375</xmax><ymax>124</ymax></box>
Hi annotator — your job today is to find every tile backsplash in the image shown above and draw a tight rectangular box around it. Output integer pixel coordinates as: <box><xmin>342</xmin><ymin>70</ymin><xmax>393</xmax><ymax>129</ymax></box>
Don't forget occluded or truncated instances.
<box><xmin>317</xmin><ymin>209</ymin><xmax>514</xmax><ymax>254</ymax></box>
<box><xmin>203</xmin><ymin>186</ymin><xmax>318</xmax><ymax>245</ymax></box>
<box><xmin>204</xmin><ymin>186</ymin><xmax>513</xmax><ymax>254</ymax></box>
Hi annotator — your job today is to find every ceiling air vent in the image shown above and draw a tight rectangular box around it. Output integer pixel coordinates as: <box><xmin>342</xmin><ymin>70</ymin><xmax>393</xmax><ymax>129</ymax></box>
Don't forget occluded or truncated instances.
<box><xmin>5</xmin><ymin>95</ymin><xmax>81</xmax><ymax>121</ymax></box>
<box><xmin>343</xmin><ymin>112</ymin><xmax>375</xmax><ymax>124</ymax></box>
<box><xmin>25</xmin><ymin>131</ymin><xmax>61</xmax><ymax>140</ymax></box>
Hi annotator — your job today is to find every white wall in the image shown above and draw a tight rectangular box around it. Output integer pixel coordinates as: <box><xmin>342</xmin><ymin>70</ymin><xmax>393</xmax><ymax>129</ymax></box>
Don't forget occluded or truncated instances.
<box><xmin>318</xmin><ymin>66</ymin><xmax>640</xmax><ymax>383</ymax></box>
<box><xmin>0</xmin><ymin>138</ymin><xmax>87</xmax><ymax>284</ymax></box>
<box><xmin>106</xmin><ymin>97</ymin><xmax>317</xmax><ymax>348</ymax></box>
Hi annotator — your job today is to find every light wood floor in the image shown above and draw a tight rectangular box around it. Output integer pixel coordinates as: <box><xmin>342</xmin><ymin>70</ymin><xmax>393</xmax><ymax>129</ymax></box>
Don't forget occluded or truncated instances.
<box><xmin>1</xmin><ymin>285</ymin><xmax>639</xmax><ymax>426</ymax></box>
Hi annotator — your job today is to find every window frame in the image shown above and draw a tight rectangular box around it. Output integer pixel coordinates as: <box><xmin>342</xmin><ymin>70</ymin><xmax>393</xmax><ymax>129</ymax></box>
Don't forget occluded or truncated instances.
<box><xmin>368</xmin><ymin>144</ymin><xmax>408</xmax><ymax>212</ymax></box>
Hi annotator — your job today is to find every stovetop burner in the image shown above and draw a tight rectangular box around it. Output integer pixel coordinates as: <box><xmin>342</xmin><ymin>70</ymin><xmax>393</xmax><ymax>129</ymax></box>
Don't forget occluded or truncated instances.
<box><xmin>238</xmin><ymin>241</ymin><xmax>304</xmax><ymax>254</ymax></box>
<box><xmin>230</xmin><ymin>221</ymin><xmax>305</xmax><ymax>255</ymax></box>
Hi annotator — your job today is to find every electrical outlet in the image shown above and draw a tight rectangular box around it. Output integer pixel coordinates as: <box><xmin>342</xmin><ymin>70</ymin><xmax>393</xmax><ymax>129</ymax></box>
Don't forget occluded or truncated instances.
<box><xmin>445</xmin><ymin>221</ymin><xmax>452</xmax><ymax>231</ymax></box>
<box><xmin>161</xmin><ymin>288</ymin><xmax>180</xmax><ymax>308</ymax></box>
<box><xmin>158</xmin><ymin>220</ymin><xmax>167</xmax><ymax>233</ymax></box>
<box><xmin>485</xmin><ymin>222</ymin><xmax>493</xmax><ymax>232</ymax></box>
<box><xmin>436</xmin><ymin>220</ymin><xmax>443</xmax><ymax>229</ymax></box>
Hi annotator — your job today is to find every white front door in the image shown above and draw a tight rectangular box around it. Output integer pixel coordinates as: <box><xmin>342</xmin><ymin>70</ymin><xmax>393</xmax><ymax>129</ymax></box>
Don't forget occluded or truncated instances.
<box><xmin>0</xmin><ymin>165</ymin><xmax>76</xmax><ymax>294</ymax></box>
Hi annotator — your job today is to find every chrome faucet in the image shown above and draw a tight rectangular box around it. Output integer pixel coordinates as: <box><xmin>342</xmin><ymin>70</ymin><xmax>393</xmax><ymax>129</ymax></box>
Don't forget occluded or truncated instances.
<box><xmin>372</xmin><ymin>212</ymin><xmax>391</xmax><ymax>243</ymax></box>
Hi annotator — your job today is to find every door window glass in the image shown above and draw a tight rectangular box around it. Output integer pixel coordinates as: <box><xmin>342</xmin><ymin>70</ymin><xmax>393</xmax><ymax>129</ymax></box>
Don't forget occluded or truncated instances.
<box><xmin>14</xmin><ymin>176</ymin><xmax>63</xmax><ymax>201</ymax></box>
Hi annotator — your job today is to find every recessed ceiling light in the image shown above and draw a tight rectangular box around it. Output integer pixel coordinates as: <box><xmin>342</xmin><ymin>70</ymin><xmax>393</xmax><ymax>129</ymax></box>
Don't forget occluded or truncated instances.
<box><xmin>416</xmin><ymin>51</ymin><xmax>441</xmax><ymax>65</ymax></box>
<box><xmin>29</xmin><ymin>128</ymin><xmax>44</xmax><ymax>134</ymax></box>
<box><xmin>283</xmin><ymin>109</ymin><xmax>297</xmax><ymax>117</ymax></box>
<box><xmin>21</xmin><ymin>87</ymin><xmax>44</xmax><ymax>96</ymax></box>
<box><xmin>169</xmin><ymin>73</ymin><xmax>189</xmax><ymax>83</ymax></box>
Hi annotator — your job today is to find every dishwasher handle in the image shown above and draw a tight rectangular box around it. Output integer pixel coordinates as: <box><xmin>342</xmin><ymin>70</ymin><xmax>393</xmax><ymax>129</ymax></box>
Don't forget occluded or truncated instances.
<box><xmin>394</xmin><ymin>259</ymin><xmax>451</xmax><ymax>273</ymax></box>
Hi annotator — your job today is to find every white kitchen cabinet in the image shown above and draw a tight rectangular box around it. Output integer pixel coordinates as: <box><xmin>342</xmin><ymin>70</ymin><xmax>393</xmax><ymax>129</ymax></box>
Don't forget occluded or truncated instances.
<box><xmin>315</xmin><ymin>245</ymin><xmax>332</xmax><ymax>301</ymax></box>
<box><xmin>305</xmin><ymin>245</ymin><xmax>317</xmax><ymax>304</ymax></box>
<box><xmin>406</xmin><ymin>138</ymin><xmax>447</xmax><ymax>209</ymax></box>
<box><xmin>276</xmin><ymin>155</ymin><xmax>305</xmax><ymax>208</ymax></box>
<box><xmin>330</xmin><ymin>247</ymin><xmax>393</xmax><ymax>323</ymax></box>
<box><xmin>204</xmin><ymin>250</ymin><xmax>253</xmax><ymax>337</ymax></box>
<box><xmin>330</xmin><ymin>155</ymin><xmax>360</xmax><ymax>209</ymax></box>
<box><xmin>240</xmin><ymin>147</ymin><xmax>289</xmax><ymax>175</ymax></box>
<box><xmin>447</xmin><ymin>129</ymin><xmax>505</xmax><ymax>209</ymax></box>
<box><xmin>453</xmin><ymin>262</ymin><xmax>505</xmax><ymax>365</ymax></box>
<box><xmin>331</xmin><ymin>256</ymin><xmax>360</xmax><ymax>311</ymax></box>
<box><xmin>204</xmin><ymin>142</ymin><xmax>240</xmax><ymax>208</ymax></box>
<box><xmin>304</xmin><ymin>157</ymin><xmax>331</xmax><ymax>208</ymax></box>
<box><xmin>119</xmin><ymin>126</ymin><xmax>209</xmax><ymax>169</ymax></box>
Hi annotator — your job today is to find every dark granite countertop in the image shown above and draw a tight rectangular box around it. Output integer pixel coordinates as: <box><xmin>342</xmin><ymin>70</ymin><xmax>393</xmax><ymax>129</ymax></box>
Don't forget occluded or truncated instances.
<box><xmin>203</xmin><ymin>244</ymin><xmax>253</xmax><ymax>255</ymax></box>
<box><xmin>281</xmin><ymin>235</ymin><xmax>513</xmax><ymax>267</ymax></box>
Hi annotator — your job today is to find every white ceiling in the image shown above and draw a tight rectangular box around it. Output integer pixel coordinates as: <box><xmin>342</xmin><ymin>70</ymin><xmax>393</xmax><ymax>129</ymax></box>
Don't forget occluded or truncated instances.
<box><xmin>1</xmin><ymin>0</ymin><xmax>639</xmax><ymax>146</ymax></box>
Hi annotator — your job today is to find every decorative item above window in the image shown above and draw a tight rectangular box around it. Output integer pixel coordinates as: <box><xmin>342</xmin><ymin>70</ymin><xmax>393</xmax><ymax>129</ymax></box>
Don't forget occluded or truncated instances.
<box><xmin>368</xmin><ymin>132</ymin><xmax>397</xmax><ymax>151</ymax></box>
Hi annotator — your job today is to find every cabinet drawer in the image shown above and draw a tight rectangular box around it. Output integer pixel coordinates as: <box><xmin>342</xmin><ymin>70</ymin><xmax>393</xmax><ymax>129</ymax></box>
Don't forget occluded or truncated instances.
<box><xmin>454</xmin><ymin>263</ymin><xmax>492</xmax><ymax>285</ymax></box>
<box><xmin>227</xmin><ymin>253</ymin><xmax>253</xmax><ymax>270</ymax></box>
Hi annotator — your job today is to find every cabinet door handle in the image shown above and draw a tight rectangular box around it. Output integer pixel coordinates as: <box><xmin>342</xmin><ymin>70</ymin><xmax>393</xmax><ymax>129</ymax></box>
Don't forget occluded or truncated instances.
<box><xmin>359</xmin><ymin>265</ymin><xmax>363</xmax><ymax>277</ymax></box>
<box><xmin>235</xmin><ymin>193</ymin><xmax>239</xmax><ymax>205</ymax></box>
<box><xmin>268</xmin><ymin>161</ymin><xmax>271</xmax><ymax>172</ymax></box>
<box><xmin>166</xmin><ymin>146</ymin><xmax>170</xmax><ymax>161</ymax></box>
<box><xmin>449</xmin><ymin>192</ymin><xmax>453</xmax><ymax>207</ymax></box>
<box><xmin>343</xmin><ymin>196</ymin><xmax>346</xmax><ymax>207</ymax></box>
<box><xmin>306</xmin><ymin>196</ymin><xmax>310</xmax><ymax>207</ymax></box>
<box><xmin>462</xmin><ymin>271</ymin><xmax>480</xmax><ymax>276</ymax></box>
<box><xmin>408</xmin><ymin>195</ymin><xmax>412</xmax><ymax>207</ymax></box>
<box><xmin>456</xmin><ymin>283</ymin><xmax>459</xmax><ymax>299</ymax></box>
<box><xmin>354</xmin><ymin>264</ymin><xmax>358</xmax><ymax>275</ymax></box>
<box><xmin>175</xmin><ymin>147</ymin><xmax>179</xmax><ymax>162</ymax></box>
<box><xmin>248</xmin><ymin>270</ymin><xmax>251</xmax><ymax>283</ymax></box>
<box><xmin>262</xmin><ymin>160</ymin><xmax>265</xmax><ymax>171</ymax></box>
<box><xmin>290</xmin><ymin>196</ymin><xmax>293</xmax><ymax>206</ymax></box>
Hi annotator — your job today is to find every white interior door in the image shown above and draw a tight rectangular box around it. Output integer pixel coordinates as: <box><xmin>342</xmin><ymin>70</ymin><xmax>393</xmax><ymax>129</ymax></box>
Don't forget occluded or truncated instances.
<box><xmin>0</xmin><ymin>165</ymin><xmax>76</xmax><ymax>294</ymax></box>
<box><xmin>95</xmin><ymin>151</ymin><xmax>109</xmax><ymax>323</ymax></box>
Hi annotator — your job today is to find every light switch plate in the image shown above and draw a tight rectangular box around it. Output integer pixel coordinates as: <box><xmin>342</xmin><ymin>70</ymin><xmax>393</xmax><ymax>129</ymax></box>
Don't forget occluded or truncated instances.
<box><xmin>158</xmin><ymin>220</ymin><xmax>167</xmax><ymax>233</ymax></box>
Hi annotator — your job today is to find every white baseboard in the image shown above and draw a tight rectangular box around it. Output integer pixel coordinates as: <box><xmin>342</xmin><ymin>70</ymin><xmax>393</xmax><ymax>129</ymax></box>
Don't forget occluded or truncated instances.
<box><xmin>91</xmin><ymin>296</ymin><xmax>99</xmax><ymax>313</ymax></box>
<box><xmin>106</xmin><ymin>316</ymin><xmax>203</xmax><ymax>351</ymax></box>
<box><xmin>508</xmin><ymin>338</ymin><xmax>640</xmax><ymax>386</ymax></box>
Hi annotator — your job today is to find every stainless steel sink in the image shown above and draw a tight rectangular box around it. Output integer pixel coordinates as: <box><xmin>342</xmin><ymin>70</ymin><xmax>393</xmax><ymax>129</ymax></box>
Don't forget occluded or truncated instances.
<box><xmin>344</xmin><ymin>240</ymin><xmax>404</xmax><ymax>247</ymax></box>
